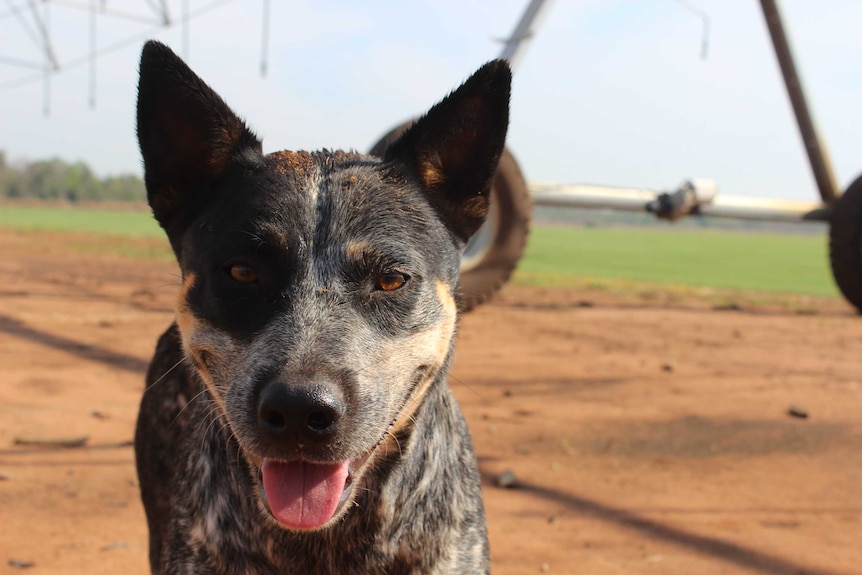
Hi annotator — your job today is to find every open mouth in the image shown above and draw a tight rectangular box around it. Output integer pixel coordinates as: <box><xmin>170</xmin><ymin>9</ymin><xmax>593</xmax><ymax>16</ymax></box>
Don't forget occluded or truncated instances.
<box><xmin>258</xmin><ymin>450</ymin><xmax>373</xmax><ymax>531</ymax></box>
<box><xmin>254</xmin><ymin>375</ymin><xmax>425</xmax><ymax>531</ymax></box>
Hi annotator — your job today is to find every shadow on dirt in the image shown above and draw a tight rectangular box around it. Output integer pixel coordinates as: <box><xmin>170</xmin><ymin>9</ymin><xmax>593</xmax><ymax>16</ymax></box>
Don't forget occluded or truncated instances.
<box><xmin>484</xmin><ymin>471</ymin><xmax>848</xmax><ymax>575</ymax></box>
<box><xmin>574</xmin><ymin>416</ymin><xmax>845</xmax><ymax>459</ymax></box>
<box><xmin>0</xmin><ymin>313</ymin><xmax>149</xmax><ymax>373</ymax></box>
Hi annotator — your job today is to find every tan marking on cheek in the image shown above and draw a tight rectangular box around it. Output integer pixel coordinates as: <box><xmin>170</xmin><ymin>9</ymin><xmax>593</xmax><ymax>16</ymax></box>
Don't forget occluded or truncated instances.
<box><xmin>175</xmin><ymin>272</ymin><xmax>198</xmax><ymax>343</ymax></box>
<box><xmin>388</xmin><ymin>375</ymin><xmax>436</xmax><ymax>437</ymax></box>
<box><xmin>433</xmin><ymin>279</ymin><xmax>458</xmax><ymax>364</ymax></box>
<box><xmin>387</xmin><ymin>281</ymin><xmax>458</xmax><ymax>435</ymax></box>
<box><xmin>175</xmin><ymin>272</ymin><xmax>225</xmax><ymax>408</ymax></box>
<box><xmin>436</xmin><ymin>280</ymin><xmax>457</xmax><ymax>322</ymax></box>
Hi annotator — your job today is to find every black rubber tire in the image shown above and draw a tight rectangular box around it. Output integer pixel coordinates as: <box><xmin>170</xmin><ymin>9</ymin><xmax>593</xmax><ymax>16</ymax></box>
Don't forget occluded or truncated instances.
<box><xmin>369</xmin><ymin>123</ymin><xmax>531</xmax><ymax>312</ymax></box>
<box><xmin>829</xmin><ymin>175</ymin><xmax>862</xmax><ymax>313</ymax></box>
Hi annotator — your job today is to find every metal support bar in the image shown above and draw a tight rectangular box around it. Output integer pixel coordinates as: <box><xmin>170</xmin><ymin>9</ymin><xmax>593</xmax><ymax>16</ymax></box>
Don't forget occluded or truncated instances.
<box><xmin>26</xmin><ymin>0</ymin><xmax>60</xmax><ymax>70</ymax></box>
<box><xmin>672</xmin><ymin>0</ymin><xmax>710</xmax><ymax>59</ymax></box>
<box><xmin>49</xmin><ymin>0</ymin><xmax>164</xmax><ymax>25</ymax></box>
<box><xmin>0</xmin><ymin>55</ymin><xmax>44</xmax><ymax>69</ymax></box>
<box><xmin>497</xmin><ymin>0</ymin><xmax>556</xmax><ymax>71</ymax></box>
<box><xmin>157</xmin><ymin>0</ymin><xmax>171</xmax><ymax>26</ymax></box>
<box><xmin>530</xmin><ymin>181</ymin><xmax>827</xmax><ymax>223</ymax></box>
<box><xmin>3</xmin><ymin>0</ymin><xmax>41</xmax><ymax>49</ymax></box>
<box><xmin>144</xmin><ymin>0</ymin><xmax>171</xmax><ymax>25</ymax></box>
<box><xmin>759</xmin><ymin>0</ymin><xmax>840</xmax><ymax>204</ymax></box>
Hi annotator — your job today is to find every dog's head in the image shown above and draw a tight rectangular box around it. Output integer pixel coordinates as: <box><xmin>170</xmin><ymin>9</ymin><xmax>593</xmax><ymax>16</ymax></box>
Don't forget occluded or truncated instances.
<box><xmin>137</xmin><ymin>41</ymin><xmax>509</xmax><ymax>531</ymax></box>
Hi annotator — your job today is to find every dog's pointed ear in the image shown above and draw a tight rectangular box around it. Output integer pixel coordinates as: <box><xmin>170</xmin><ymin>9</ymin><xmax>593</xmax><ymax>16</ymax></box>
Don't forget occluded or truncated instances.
<box><xmin>136</xmin><ymin>40</ymin><xmax>262</xmax><ymax>234</ymax></box>
<box><xmin>383</xmin><ymin>60</ymin><xmax>511</xmax><ymax>242</ymax></box>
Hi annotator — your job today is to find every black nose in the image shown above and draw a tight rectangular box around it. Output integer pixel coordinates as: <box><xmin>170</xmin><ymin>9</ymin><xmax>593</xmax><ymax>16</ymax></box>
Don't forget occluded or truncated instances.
<box><xmin>257</xmin><ymin>380</ymin><xmax>345</xmax><ymax>446</ymax></box>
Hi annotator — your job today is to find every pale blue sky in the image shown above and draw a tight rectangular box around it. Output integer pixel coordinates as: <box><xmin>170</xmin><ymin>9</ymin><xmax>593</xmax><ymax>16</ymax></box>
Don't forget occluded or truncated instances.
<box><xmin>2</xmin><ymin>1</ymin><xmax>861</xmax><ymax>201</ymax></box>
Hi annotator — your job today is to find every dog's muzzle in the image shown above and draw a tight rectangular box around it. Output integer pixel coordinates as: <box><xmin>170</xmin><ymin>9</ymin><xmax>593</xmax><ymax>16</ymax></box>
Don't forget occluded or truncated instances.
<box><xmin>253</xmin><ymin>378</ymin><xmax>377</xmax><ymax>530</ymax></box>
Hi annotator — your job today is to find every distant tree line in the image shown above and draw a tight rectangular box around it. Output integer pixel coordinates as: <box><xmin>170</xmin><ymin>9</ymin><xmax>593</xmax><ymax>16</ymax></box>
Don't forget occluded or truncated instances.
<box><xmin>0</xmin><ymin>151</ymin><xmax>146</xmax><ymax>202</ymax></box>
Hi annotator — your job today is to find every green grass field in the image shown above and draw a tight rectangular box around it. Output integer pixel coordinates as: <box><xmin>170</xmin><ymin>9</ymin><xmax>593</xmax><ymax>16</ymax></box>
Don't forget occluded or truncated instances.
<box><xmin>0</xmin><ymin>205</ymin><xmax>163</xmax><ymax>237</ymax></box>
<box><xmin>0</xmin><ymin>205</ymin><xmax>839</xmax><ymax>297</ymax></box>
<box><xmin>518</xmin><ymin>226</ymin><xmax>838</xmax><ymax>296</ymax></box>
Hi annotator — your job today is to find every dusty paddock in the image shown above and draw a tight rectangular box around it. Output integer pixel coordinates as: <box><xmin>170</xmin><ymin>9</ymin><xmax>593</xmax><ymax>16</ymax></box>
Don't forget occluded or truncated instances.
<box><xmin>0</xmin><ymin>229</ymin><xmax>860</xmax><ymax>575</ymax></box>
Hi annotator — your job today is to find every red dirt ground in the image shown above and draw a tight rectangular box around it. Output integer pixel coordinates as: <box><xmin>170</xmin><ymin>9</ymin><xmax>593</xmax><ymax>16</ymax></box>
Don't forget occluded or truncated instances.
<box><xmin>1</xmin><ymin>229</ymin><xmax>860</xmax><ymax>575</ymax></box>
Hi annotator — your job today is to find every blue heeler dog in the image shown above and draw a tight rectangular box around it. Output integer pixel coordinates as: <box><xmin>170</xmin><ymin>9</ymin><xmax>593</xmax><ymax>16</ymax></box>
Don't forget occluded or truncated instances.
<box><xmin>135</xmin><ymin>40</ymin><xmax>510</xmax><ymax>574</ymax></box>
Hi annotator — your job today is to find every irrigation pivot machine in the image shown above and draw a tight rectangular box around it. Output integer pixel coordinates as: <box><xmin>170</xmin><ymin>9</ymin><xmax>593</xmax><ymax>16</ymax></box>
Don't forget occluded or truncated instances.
<box><xmin>372</xmin><ymin>0</ymin><xmax>862</xmax><ymax>312</ymax></box>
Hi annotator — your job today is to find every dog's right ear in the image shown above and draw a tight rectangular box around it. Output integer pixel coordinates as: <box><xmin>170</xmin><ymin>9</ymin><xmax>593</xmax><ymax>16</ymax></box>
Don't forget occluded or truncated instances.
<box><xmin>137</xmin><ymin>40</ymin><xmax>261</xmax><ymax>237</ymax></box>
<box><xmin>382</xmin><ymin>60</ymin><xmax>510</xmax><ymax>243</ymax></box>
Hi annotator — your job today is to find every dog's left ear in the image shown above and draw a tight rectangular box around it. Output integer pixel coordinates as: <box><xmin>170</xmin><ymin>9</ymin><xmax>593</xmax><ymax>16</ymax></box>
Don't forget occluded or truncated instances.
<box><xmin>383</xmin><ymin>61</ymin><xmax>511</xmax><ymax>242</ymax></box>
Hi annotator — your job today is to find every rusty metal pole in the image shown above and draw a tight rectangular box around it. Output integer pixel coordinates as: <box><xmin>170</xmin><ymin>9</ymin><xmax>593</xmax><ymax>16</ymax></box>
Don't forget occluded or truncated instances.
<box><xmin>760</xmin><ymin>0</ymin><xmax>840</xmax><ymax>204</ymax></box>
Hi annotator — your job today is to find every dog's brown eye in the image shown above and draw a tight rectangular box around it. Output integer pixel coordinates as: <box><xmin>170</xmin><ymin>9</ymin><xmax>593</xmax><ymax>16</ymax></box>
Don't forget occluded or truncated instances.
<box><xmin>229</xmin><ymin>264</ymin><xmax>257</xmax><ymax>283</ymax></box>
<box><xmin>376</xmin><ymin>272</ymin><xmax>407</xmax><ymax>291</ymax></box>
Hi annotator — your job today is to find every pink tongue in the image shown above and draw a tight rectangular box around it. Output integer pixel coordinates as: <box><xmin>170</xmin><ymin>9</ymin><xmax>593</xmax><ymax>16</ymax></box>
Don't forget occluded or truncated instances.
<box><xmin>261</xmin><ymin>459</ymin><xmax>349</xmax><ymax>530</ymax></box>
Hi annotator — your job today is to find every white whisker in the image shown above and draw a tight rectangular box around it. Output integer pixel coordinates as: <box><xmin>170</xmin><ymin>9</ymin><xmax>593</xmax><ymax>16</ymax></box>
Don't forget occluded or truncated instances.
<box><xmin>170</xmin><ymin>385</ymin><xmax>211</xmax><ymax>427</ymax></box>
<box><xmin>144</xmin><ymin>356</ymin><xmax>187</xmax><ymax>394</ymax></box>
